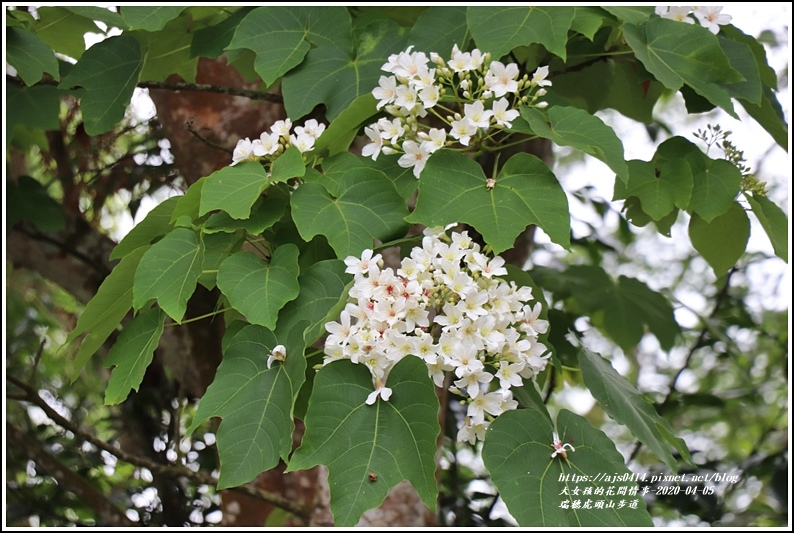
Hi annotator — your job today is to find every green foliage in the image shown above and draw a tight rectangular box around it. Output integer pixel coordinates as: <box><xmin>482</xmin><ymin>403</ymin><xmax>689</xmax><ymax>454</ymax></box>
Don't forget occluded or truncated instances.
<box><xmin>9</xmin><ymin>5</ymin><xmax>788</xmax><ymax>527</ymax></box>
<box><xmin>132</xmin><ymin>228</ymin><xmax>203</xmax><ymax>323</ymax></box>
<box><xmin>58</xmin><ymin>35</ymin><xmax>143</xmax><ymax>134</ymax></box>
<box><xmin>288</xmin><ymin>357</ymin><xmax>440</xmax><ymax>526</ymax></box>
<box><xmin>216</xmin><ymin>246</ymin><xmax>300</xmax><ymax>330</ymax></box>
<box><xmin>483</xmin><ymin>409</ymin><xmax>654</xmax><ymax>526</ymax></box>
<box><xmin>189</xmin><ymin>323</ymin><xmax>308</xmax><ymax>488</ymax></box>
<box><xmin>579</xmin><ymin>350</ymin><xmax>691</xmax><ymax>472</ymax></box>
<box><xmin>408</xmin><ymin>150</ymin><xmax>571</xmax><ymax>252</ymax></box>
<box><xmin>6</xmin><ymin>27</ymin><xmax>60</xmax><ymax>86</ymax></box>
<box><xmin>104</xmin><ymin>307</ymin><xmax>166</xmax><ymax>405</ymax></box>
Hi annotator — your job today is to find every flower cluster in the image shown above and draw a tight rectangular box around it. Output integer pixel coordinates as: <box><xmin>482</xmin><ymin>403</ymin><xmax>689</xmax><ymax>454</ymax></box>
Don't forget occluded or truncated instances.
<box><xmin>323</xmin><ymin>225</ymin><xmax>550</xmax><ymax>443</ymax></box>
<box><xmin>362</xmin><ymin>45</ymin><xmax>552</xmax><ymax>178</ymax></box>
<box><xmin>655</xmin><ymin>6</ymin><xmax>732</xmax><ymax>34</ymax></box>
<box><xmin>231</xmin><ymin>118</ymin><xmax>325</xmax><ymax>166</ymax></box>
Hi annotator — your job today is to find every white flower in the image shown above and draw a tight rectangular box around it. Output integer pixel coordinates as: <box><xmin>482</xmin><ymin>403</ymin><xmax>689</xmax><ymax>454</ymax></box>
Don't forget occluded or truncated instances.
<box><xmin>254</xmin><ymin>131</ymin><xmax>280</xmax><ymax>156</ymax></box>
<box><xmin>373</xmin><ymin>75</ymin><xmax>398</xmax><ymax>109</ymax></box>
<box><xmin>464</xmin><ymin>100</ymin><xmax>493</xmax><ymax>129</ymax></box>
<box><xmin>267</xmin><ymin>345</ymin><xmax>286</xmax><ymax>369</ymax></box>
<box><xmin>551</xmin><ymin>431</ymin><xmax>575</xmax><ymax>459</ymax></box>
<box><xmin>692</xmin><ymin>6</ymin><xmax>731</xmax><ymax>34</ymax></box>
<box><xmin>450</xmin><ymin>117</ymin><xmax>477</xmax><ymax>146</ymax></box>
<box><xmin>394</xmin><ymin>85</ymin><xmax>419</xmax><ymax>111</ymax></box>
<box><xmin>531</xmin><ymin>65</ymin><xmax>552</xmax><ymax>88</ymax></box>
<box><xmin>398</xmin><ymin>140</ymin><xmax>432</xmax><ymax>178</ymax></box>
<box><xmin>365</xmin><ymin>380</ymin><xmax>393</xmax><ymax>405</ymax></box>
<box><xmin>659</xmin><ymin>6</ymin><xmax>695</xmax><ymax>24</ymax></box>
<box><xmin>362</xmin><ymin>125</ymin><xmax>384</xmax><ymax>161</ymax></box>
<box><xmin>270</xmin><ymin>119</ymin><xmax>292</xmax><ymax>138</ymax></box>
<box><xmin>378</xmin><ymin>117</ymin><xmax>405</xmax><ymax>143</ymax></box>
<box><xmin>294</xmin><ymin>118</ymin><xmax>325</xmax><ymax>140</ymax></box>
<box><xmin>419</xmin><ymin>128</ymin><xmax>447</xmax><ymax>153</ymax></box>
<box><xmin>231</xmin><ymin>138</ymin><xmax>254</xmax><ymax>165</ymax></box>
<box><xmin>485</xmin><ymin>61</ymin><xmax>520</xmax><ymax>98</ymax></box>
<box><xmin>492</xmin><ymin>98</ymin><xmax>520</xmax><ymax>128</ymax></box>
<box><xmin>290</xmin><ymin>133</ymin><xmax>315</xmax><ymax>153</ymax></box>
<box><xmin>495</xmin><ymin>360</ymin><xmax>525</xmax><ymax>389</ymax></box>
<box><xmin>418</xmin><ymin>84</ymin><xmax>440</xmax><ymax>108</ymax></box>
<box><xmin>458</xmin><ymin>419</ymin><xmax>488</xmax><ymax>445</ymax></box>
<box><xmin>344</xmin><ymin>249</ymin><xmax>382</xmax><ymax>275</ymax></box>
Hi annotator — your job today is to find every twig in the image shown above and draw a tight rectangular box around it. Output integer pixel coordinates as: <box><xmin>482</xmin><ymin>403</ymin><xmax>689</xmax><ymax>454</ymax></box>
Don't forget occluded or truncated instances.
<box><xmin>29</xmin><ymin>340</ymin><xmax>46</xmax><ymax>384</ymax></box>
<box><xmin>629</xmin><ymin>268</ymin><xmax>736</xmax><ymax>462</ymax></box>
<box><xmin>186</xmin><ymin>118</ymin><xmax>234</xmax><ymax>155</ymax></box>
<box><xmin>6</xmin><ymin>375</ymin><xmax>310</xmax><ymax>522</ymax></box>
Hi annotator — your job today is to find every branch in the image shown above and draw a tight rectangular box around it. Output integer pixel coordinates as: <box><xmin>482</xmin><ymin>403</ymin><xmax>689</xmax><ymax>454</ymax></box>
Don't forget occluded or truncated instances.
<box><xmin>7</xmin><ymin>422</ymin><xmax>136</xmax><ymax>526</ymax></box>
<box><xmin>629</xmin><ymin>268</ymin><xmax>737</xmax><ymax>462</ymax></box>
<box><xmin>6</xmin><ymin>375</ymin><xmax>310</xmax><ymax>523</ymax></box>
<box><xmin>139</xmin><ymin>81</ymin><xmax>283</xmax><ymax>104</ymax></box>
<box><xmin>7</xmin><ymin>76</ymin><xmax>283</xmax><ymax>104</ymax></box>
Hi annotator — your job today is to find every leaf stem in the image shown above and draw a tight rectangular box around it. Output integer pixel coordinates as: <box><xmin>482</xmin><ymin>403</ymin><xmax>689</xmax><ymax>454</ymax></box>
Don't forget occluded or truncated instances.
<box><xmin>166</xmin><ymin>308</ymin><xmax>230</xmax><ymax>326</ymax></box>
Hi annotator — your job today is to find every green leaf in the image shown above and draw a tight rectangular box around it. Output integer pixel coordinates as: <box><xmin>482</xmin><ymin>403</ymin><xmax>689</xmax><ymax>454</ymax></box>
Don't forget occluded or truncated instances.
<box><xmin>227</xmin><ymin>6</ymin><xmax>353</xmax><ymax>86</ymax></box>
<box><xmin>483</xmin><ymin>409</ymin><xmax>653</xmax><ymax>527</ymax></box>
<box><xmin>717</xmin><ymin>36</ymin><xmax>762</xmax><ymax>105</ymax></box>
<box><xmin>276</xmin><ymin>260</ymin><xmax>351</xmax><ymax>344</ymax></box>
<box><xmin>368</xmin><ymin>156</ymin><xmax>418</xmax><ymax>202</ymax></box>
<box><xmin>688</xmin><ymin>157</ymin><xmax>743</xmax><ymax>223</ymax></box>
<box><xmin>33</xmin><ymin>7</ymin><xmax>99</xmax><ymax>60</ymax></box>
<box><xmin>521</xmin><ymin>106</ymin><xmax>629</xmax><ymax>184</ymax></box>
<box><xmin>65</xmin><ymin>246</ymin><xmax>148</xmax><ymax>380</ymax></box>
<box><xmin>111</xmin><ymin>197</ymin><xmax>178</xmax><ymax>260</ymax></box>
<box><xmin>407</xmin><ymin>150</ymin><xmax>570</xmax><ymax>253</ymax></box>
<box><xmin>120</xmin><ymin>6</ymin><xmax>186</xmax><ymax>31</ymax></box>
<box><xmin>579</xmin><ymin>349</ymin><xmax>691</xmax><ymax>472</ymax></box>
<box><xmin>171</xmin><ymin>177</ymin><xmax>206</xmax><ymax>224</ymax></box>
<box><xmin>7</xmin><ymin>176</ymin><xmax>66</xmax><ymax>232</ymax></box>
<box><xmin>532</xmin><ymin>265</ymin><xmax>680</xmax><ymax>351</ymax></box>
<box><xmin>197</xmin><ymin>232</ymin><xmax>244</xmax><ymax>290</ymax></box>
<box><xmin>217</xmin><ymin>245</ymin><xmax>300</xmax><ymax>330</ymax></box>
<box><xmin>601</xmin><ymin>6</ymin><xmax>653</xmax><ymax>24</ymax></box>
<box><xmin>570</xmin><ymin>6</ymin><xmax>606</xmax><ymax>40</ymax></box>
<box><xmin>288</xmin><ymin>357</ymin><xmax>439</xmax><ymax>527</ymax></box>
<box><xmin>191</xmin><ymin>7</ymin><xmax>254</xmax><ymax>58</ymax></box>
<box><xmin>282</xmin><ymin>20</ymin><xmax>406</xmax><ymax>120</ymax></box>
<box><xmin>689</xmin><ymin>202</ymin><xmax>750</xmax><ymax>274</ymax></box>
<box><xmin>199</xmin><ymin>161</ymin><xmax>269</xmax><ymax>220</ymax></box>
<box><xmin>133</xmin><ymin>228</ymin><xmax>204</xmax><ymax>323</ymax></box>
<box><xmin>610</xmin><ymin>276</ymin><xmax>681</xmax><ymax>351</ymax></box>
<box><xmin>550</xmin><ymin>59</ymin><xmax>664</xmax><ymax>124</ymax></box>
<box><xmin>59</xmin><ymin>35</ymin><xmax>143</xmax><ymax>135</ymax></box>
<box><xmin>314</xmin><ymin>94</ymin><xmax>379</xmax><ymax>158</ymax></box>
<box><xmin>739</xmin><ymin>86</ymin><xmax>788</xmax><ymax>150</ymax></box>
<box><xmin>613</xmin><ymin>160</ymin><xmax>675</xmax><ymax>221</ymax></box>
<box><xmin>721</xmin><ymin>25</ymin><xmax>778</xmax><ymax>89</ymax></box>
<box><xmin>64</xmin><ymin>7</ymin><xmax>127</xmax><ymax>29</ymax></box>
<box><xmin>291</xmin><ymin>163</ymin><xmax>409</xmax><ymax>259</ymax></box>
<box><xmin>135</xmin><ymin>15</ymin><xmax>197</xmax><ymax>83</ymax></box>
<box><xmin>104</xmin><ymin>307</ymin><xmax>166</xmax><ymax>405</ymax></box>
<box><xmin>203</xmin><ymin>195</ymin><xmax>286</xmax><ymax>235</ymax></box>
<box><xmin>270</xmin><ymin>147</ymin><xmax>306</xmax><ymax>183</ymax></box>
<box><xmin>745</xmin><ymin>194</ymin><xmax>788</xmax><ymax>262</ymax></box>
<box><xmin>408</xmin><ymin>6</ymin><xmax>469</xmax><ymax>54</ymax></box>
<box><xmin>188</xmin><ymin>322</ymin><xmax>308</xmax><ymax>489</ymax></box>
<box><xmin>622</xmin><ymin>18</ymin><xmax>743</xmax><ymax>118</ymax></box>
<box><xmin>7</xmin><ymin>27</ymin><xmax>60</xmax><ymax>85</ymax></box>
<box><xmin>6</xmin><ymin>84</ymin><xmax>64</xmax><ymax>135</ymax></box>
<box><xmin>467</xmin><ymin>6</ymin><xmax>575</xmax><ymax>60</ymax></box>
